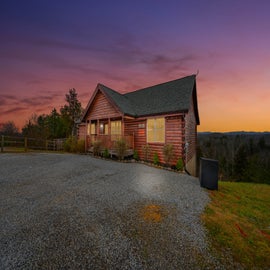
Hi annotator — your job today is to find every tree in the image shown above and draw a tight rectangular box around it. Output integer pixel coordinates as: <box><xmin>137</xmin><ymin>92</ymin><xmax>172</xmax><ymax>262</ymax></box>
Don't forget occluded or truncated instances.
<box><xmin>22</xmin><ymin>114</ymin><xmax>40</xmax><ymax>138</ymax></box>
<box><xmin>0</xmin><ymin>121</ymin><xmax>19</xmax><ymax>136</ymax></box>
<box><xmin>47</xmin><ymin>108</ymin><xmax>66</xmax><ymax>139</ymax></box>
<box><xmin>48</xmin><ymin>108</ymin><xmax>59</xmax><ymax>139</ymax></box>
<box><xmin>234</xmin><ymin>145</ymin><xmax>248</xmax><ymax>181</ymax></box>
<box><xmin>258</xmin><ymin>137</ymin><xmax>266</xmax><ymax>150</ymax></box>
<box><xmin>36</xmin><ymin>114</ymin><xmax>50</xmax><ymax>139</ymax></box>
<box><xmin>60</xmin><ymin>88</ymin><xmax>82</xmax><ymax>136</ymax></box>
<box><xmin>21</xmin><ymin>88</ymin><xmax>83</xmax><ymax>139</ymax></box>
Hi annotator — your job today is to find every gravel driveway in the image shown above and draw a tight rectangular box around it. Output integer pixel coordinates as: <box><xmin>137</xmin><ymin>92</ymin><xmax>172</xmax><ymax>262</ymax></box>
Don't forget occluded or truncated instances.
<box><xmin>0</xmin><ymin>153</ymin><xmax>220</xmax><ymax>269</ymax></box>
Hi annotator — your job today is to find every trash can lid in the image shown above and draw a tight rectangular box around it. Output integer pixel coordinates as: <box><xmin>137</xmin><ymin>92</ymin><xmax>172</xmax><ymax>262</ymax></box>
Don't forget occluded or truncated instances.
<box><xmin>200</xmin><ymin>157</ymin><xmax>218</xmax><ymax>163</ymax></box>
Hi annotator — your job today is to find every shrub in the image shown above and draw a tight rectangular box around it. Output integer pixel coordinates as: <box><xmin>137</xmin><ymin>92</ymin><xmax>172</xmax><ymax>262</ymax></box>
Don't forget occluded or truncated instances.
<box><xmin>163</xmin><ymin>144</ymin><xmax>174</xmax><ymax>165</ymax></box>
<box><xmin>115</xmin><ymin>139</ymin><xmax>127</xmax><ymax>160</ymax></box>
<box><xmin>176</xmin><ymin>158</ymin><xmax>184</xmax><ymax>171</ymax></box>
<box><xmin>63</xmin><ymin>137</ymin><xmax>71</xmax><ymax>152</ymax></box>
<box><xmin>133</xmin><ymin>149</ymin><xmax>139</xmax><ymax>161</ymax></box>
<box><xmin>142</xmin><ymin>144</ymin><xmax>151</xmax><ymax>161</ymax></box>
<box><xmin>64</xmin><ymin>136</ymin><xmax>77</xmax><ymax>152</ymax></box>
<box><xmin>103</xmin><ymin>148</ymin><xmax>110</xmax><ymax>158</ymax></box>
<box><xmin>93</xmin><ymin>140</ymin><xmax>102</xmax><ymax>156</ymax></box>
<box><xmin>153</xmin><ymin>152</ymin><xmax>160</xmax><ymax>165</ymax></box>
<box><xmin>77</xmin><ymin>139</ymin><xmax>85</xmax><ymax>153</ymax></box>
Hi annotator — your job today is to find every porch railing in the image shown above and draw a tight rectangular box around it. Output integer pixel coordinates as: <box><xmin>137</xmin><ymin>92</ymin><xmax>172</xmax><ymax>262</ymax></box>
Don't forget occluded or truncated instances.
<box><xmin>86</xmin><ymin>134</ymin><xmax>134</xmax><ymax>151</ymax></box>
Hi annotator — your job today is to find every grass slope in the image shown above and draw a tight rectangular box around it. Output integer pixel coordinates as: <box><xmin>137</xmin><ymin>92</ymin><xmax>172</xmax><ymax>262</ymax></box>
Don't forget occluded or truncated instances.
<box><xmin>202</xmin><ymin>182</ymin><xmax>270</xmax><ymax>269</ymax></box>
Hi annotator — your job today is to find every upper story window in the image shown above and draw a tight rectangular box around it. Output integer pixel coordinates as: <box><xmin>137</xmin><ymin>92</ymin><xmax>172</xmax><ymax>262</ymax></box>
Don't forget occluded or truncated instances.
<box><xmin>147</xmin><ymin>117</ymin><xmax>165</xmax><ymax>143</ymax></box>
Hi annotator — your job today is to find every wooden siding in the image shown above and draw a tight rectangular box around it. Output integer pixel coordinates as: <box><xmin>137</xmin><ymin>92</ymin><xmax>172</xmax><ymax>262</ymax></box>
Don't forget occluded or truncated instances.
<box><xmin>165</xmin><ymin>116</ymin><xmax>184</xmax><ymax>164</ymax></box>
<box><xmin>124</xmin><ymin>119</ymin><xmax>146</xmax><ymax>159</ymax></box>
<box><xmin>124</xmin><ymin>115</ymin><xmax>184</xmax><ymax>165</ymax></box>
<box><xmin>85</xmin><ymin>91</ymin><xmax>122</xmax><ymax>120</ymax></box>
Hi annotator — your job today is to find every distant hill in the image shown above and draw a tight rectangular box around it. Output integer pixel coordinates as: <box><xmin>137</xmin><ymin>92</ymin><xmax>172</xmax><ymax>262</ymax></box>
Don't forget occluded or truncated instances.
<box><xmin>198</xmin><ymin>131</ymin><xmax>270</xmax><ymax>136</ymax></box>
<box><xmin>197</xmin><ymin>132</ymin><xmax>270</xmax><ymax>184</ymax></box>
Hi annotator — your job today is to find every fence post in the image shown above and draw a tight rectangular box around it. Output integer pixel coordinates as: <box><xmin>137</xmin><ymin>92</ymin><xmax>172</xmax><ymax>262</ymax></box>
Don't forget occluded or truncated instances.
<box><xmin>24</xmin><ymin>137</ymin><xmax>28</xmax><ymax>152</ymax></box>
<box><xmin>1</xmin><ymin>135</ymin><xmax>4</xmax><ymax>152</ymax></box>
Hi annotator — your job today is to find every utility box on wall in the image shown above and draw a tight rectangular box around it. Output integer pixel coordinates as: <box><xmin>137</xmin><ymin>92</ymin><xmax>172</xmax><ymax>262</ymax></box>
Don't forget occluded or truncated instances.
<box><xmin>200</xmin><ymin>158</ymin><xmax>218</xmax><ymax>190</ymax></box>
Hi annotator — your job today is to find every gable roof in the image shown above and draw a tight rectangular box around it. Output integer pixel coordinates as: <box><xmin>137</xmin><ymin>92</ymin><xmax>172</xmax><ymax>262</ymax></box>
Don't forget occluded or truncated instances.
<box><xmin>99</xmin><ymin>84</ymin><xmax>136</xmax><ymax>116</ymax></box>
<box><xmin>82</xmin><ymin>75</ymin><xmax>199</xmax><ymax>124</ymax></box>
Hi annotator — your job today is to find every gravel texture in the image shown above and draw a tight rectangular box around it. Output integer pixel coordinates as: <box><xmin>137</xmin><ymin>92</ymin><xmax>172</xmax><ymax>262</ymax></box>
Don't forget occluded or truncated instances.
<box><xmin>1</xmin><ymin>153</ymin><xmax>224</xmax><ymax>269</ymax></box>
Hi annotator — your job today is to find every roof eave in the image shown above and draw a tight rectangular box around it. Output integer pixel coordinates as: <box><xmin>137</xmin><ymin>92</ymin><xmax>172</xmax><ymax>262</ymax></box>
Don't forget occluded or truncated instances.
<box><xmin>135</xmin><ymin>110</ymin><xmax>188</xmax><ymax>118</ymax></box>
<box><xmin>192</xmin><ymin>80</ymin><xmax>200</xmax><ymax>125</ymax></box>
<box><xmin>80</xmin><ymin>84</ymin><xmax>101</xmax><ymax>121</ymax></box>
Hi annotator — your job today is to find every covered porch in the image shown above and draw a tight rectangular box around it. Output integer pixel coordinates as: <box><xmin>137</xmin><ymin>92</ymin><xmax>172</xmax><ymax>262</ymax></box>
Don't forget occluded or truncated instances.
<box><xmin>85</xmin><ymin>117</ymin><xmax>134</xmax><ymax>157</ymax></box>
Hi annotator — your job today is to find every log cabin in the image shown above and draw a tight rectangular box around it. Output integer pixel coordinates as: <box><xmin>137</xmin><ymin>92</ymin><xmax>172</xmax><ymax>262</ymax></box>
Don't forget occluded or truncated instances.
<box><xmin>78</xmin><ymin>74</ymin><xmax>200</xmax><ymax>175</ymax></box>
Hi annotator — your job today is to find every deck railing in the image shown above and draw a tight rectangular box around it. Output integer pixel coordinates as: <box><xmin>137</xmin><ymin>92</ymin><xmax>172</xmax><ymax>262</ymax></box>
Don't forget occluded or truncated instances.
<box><xmin>86</xmin><ymin>134</ymin><xmax>134</xmax><ymax>151</ymax></box>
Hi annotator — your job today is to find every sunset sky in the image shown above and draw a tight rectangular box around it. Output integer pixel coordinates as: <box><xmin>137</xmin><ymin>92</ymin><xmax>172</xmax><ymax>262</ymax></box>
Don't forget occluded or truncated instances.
<box><xmin>1</xmin><ymin>0</ymin><xmax>270</xmax><ymax>132</ymax></box>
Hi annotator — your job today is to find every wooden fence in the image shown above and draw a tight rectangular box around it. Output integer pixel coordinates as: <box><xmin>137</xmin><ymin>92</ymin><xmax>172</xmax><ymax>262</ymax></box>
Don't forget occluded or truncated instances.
<box><xmin>0</xmin><ymin>135</ymin><xmax>66</xmax><ymax>152</ymax></box>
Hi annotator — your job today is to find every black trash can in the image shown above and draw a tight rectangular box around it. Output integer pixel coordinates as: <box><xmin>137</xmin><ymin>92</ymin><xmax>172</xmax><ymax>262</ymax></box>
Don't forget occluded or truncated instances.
<box><xmin>200</xmin><ymin>158</ymin><xmax>218</xmax><ymax>190</ymax></box>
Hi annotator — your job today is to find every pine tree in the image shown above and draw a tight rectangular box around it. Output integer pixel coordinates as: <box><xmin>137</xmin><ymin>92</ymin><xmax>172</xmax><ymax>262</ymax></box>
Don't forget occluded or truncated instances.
<box><xmin>60</xmin><ymin>88</ymin><xmax>82</xmax><ymax>136</ymax></box>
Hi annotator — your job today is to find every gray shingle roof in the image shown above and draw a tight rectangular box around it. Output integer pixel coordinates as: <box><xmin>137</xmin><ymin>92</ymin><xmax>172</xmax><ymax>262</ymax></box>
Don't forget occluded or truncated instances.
<box><xmin>83</xmin><ymin>75</ymin><xmax>199</xmax><ymax>124</ymax></box>
<box><xmin>124</xmin><ymin>75</ymin><xmax>196</xmax><ymax>117</ymax></box>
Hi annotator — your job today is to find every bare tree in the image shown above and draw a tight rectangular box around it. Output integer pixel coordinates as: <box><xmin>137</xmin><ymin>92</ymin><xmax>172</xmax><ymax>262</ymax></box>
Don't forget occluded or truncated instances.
<box><xmin>0</xmin><ymin>121</ymin><xmax>19</xmax><ymax>136</ymax></box>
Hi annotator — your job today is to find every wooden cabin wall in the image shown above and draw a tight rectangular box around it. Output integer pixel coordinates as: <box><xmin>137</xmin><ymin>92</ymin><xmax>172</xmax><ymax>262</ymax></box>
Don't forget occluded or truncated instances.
<box><xmin>124</xmin><ymin>119</ymin><xmax>146</xmax><ymax>158</ymax></box>
<box><xmin>77</xmin><ymin>124</ymin><xmax>86</xmax><ymax>140</ymax></box>
<box><xmin>85</xmin><ymin>91</ymin><xmax>122</xmax><ymax>120</ymax></box>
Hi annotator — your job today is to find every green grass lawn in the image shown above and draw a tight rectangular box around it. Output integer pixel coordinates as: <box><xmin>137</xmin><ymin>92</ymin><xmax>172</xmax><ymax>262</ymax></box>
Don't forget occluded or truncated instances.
<box><xmin>202</xmin><ymin>181</ymin><xmax>270</xmax><ymax>269</ymax></box>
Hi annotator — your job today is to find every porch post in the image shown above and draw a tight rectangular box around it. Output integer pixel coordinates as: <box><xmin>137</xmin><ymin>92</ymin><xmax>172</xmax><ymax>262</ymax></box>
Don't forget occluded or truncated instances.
<box><xmin>97</xmin><ymin>119</ymin><xmax>100</xmax><ymax>135</ymax></box>
<box><xmin>121</xmin><ymin>116</ymin><xmax>124</xmax><ymax>136</ymax></box>
<box><xmin>84</xmin><ymin>125</ymin><xmax>87</xmax><ymax>153</ymax></box>
<box><xmin>88</xmin><ymin>122</ymin><xmax>90</xmax><ymax>152</ymax></box>
<box><xmin>108</xmin><ymin>118</ymin><xmax>111</xmax><ymax>147</ymax></box>
<box><xmin>108</xmin><ymin>118</ymin><xmax>111</xmax><ymax>135</ymax></box>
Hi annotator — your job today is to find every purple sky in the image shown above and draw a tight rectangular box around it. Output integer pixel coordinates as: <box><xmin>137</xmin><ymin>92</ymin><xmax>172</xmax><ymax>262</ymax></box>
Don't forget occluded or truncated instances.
<box><xmin>1</xmin><ymin>0</ymin><xmax>270</xmax><ymax>131</ymax></box>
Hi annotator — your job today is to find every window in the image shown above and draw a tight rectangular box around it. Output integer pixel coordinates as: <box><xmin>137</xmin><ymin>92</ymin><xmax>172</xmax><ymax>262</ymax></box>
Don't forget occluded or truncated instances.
<box><xmin>87</xmin><ymin>123</ymin><xmax>91</xmax><ymax>135</ymax></box>
<box><xmin>111</xmin><ymin>120</ymin><xmax>121</xmax><ymax>135</ymax></box>
<box><xmin>99</xmin><ymin>123</ymin><xmax>104</xmax><ymax>134</ymax></box>
<box><xmin>147</xmin><ymin>118</ymin><xmax>165</xmax><ymax>143</ymax></box>
<box><xmin>90</xmin><ymin>123</ymin><xmax>96</xmax><ymax>135</ymax></box>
